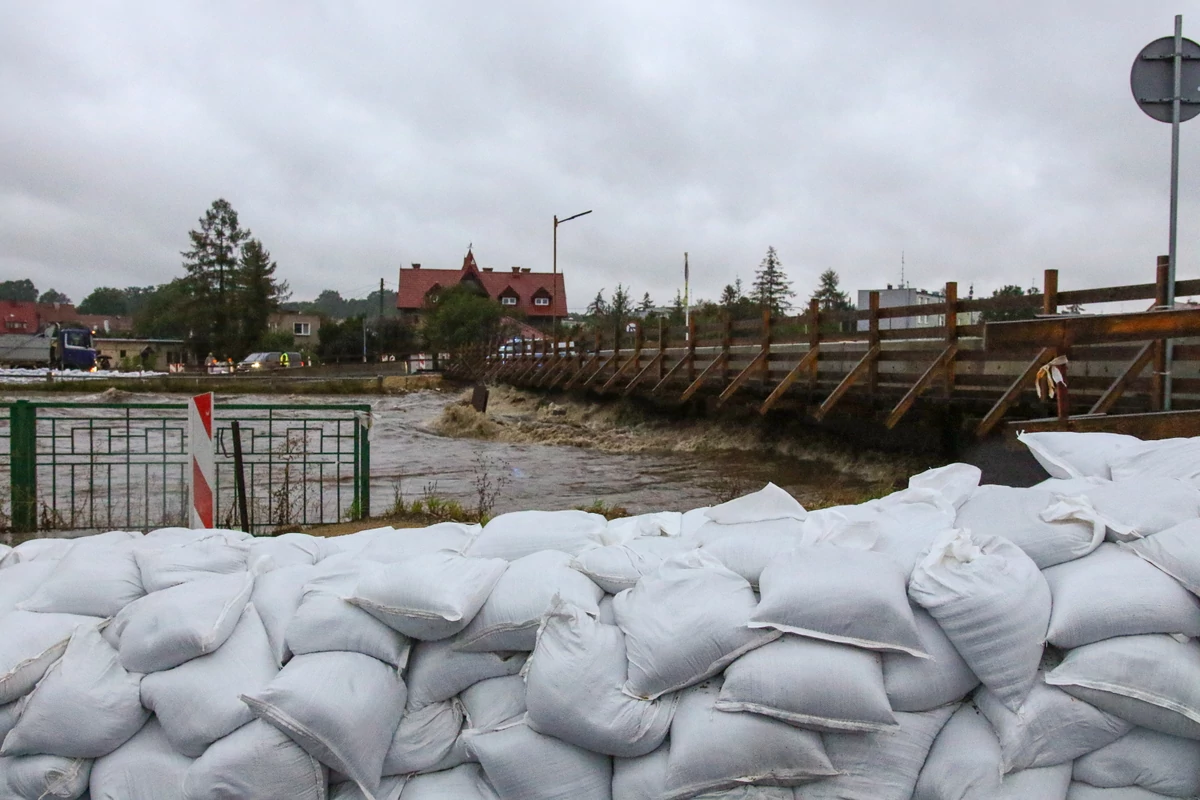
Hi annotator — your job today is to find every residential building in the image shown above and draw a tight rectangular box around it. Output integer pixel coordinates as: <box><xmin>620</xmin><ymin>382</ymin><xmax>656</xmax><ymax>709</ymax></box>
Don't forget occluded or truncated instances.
<box><xmin>396</xmin><ymin>248</ymin><xmax>567</xmax><ymax>324</ymax></box>
<box><xmin>268</xmin><ymin>312</ymin><xmax>322</xmax><ymax>347</ymax></box>
<box><xmin>93</xmin><ymin>337</ymin><xmax>189</xmax><ymax>371</ymax></box>
<box><xmin>0</xmin><ymin>300</ymin><xmax>130</xmax><ymax>335</ymax></box>
<box><xmin>856</xmin><ymin>286</ymin><xmax>980</xmax><ymax>331</ymax></box>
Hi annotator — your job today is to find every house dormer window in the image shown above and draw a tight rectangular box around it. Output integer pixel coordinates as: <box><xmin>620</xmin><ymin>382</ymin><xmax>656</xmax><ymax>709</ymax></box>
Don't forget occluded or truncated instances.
<box><xmin>533</xmin><ymin>297</ymin><xmax>550</xmax><ymax>306</ymax></box>
<box><xmin>501</xmin><ymin>296</ymin><xmax>518</xmax><ymax>306</ymax></box>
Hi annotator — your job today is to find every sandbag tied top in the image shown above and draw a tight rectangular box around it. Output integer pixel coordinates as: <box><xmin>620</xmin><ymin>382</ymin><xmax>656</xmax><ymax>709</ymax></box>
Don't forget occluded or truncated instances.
<box><xmin>18</xmin><ymin>535</ymin><xmax>145</xmax><ymax>618</ymax></box>
<box><xmin>613</xmin><ymin>551</ymin><xmax>779</xmax><ymax>700</ymax></box>
<box><xmin>182</xmin><ymin>719</ymin><xmax>327</xmax><ymax>800</ymax></box>
<box><xmin>1</xmin><ymin>625</ymin><xmax>147</xmax><ymax>760</ymax></box>
<box><xmin>1123</xmin><ymin>518</ymin><xmax>1200</xmax><ymax>596</ymax></box>
<box><xmin>714</xmin><ymin>635</ymin><xmax>897</xmax><ymax>733</ymax></box>
<box><xmin>525</xmin><ymin>600</ymin><xmax>676</xmax><ymax>757</ymax></box>
<box><xmin>134</xmin><ymin>537</ymin><xmax>251</xmax><ymax>594</ymax></box>
<box><xmin>974</xmin><ymin>676</ymin><xmax>1132</xmax><ymax>773</ymax></box>
<box><xmin>242</xmin><ymin>651</ymin><xmax>407</xmax><ymax>800</ymax></box>
<box><xmin>89</xmin><ymin>718</ymin><xmax>193</xmax><ymax>800</ymax></box>
<box><xmin>456</xmin><ymin>550</ymin><xmax>603</xmax><ymax>653</ymax></box>
<box><xmin>1057</xmin><ymin>477</ymin><xmax>1200</xmax><ymax>543</ymax></box>
<box><xmin>1072</xmin><ymin>728</ymin><xmax>1200</xmax><ymax>798</ymax></box>
<box><xmin>909</xmin><ymin>528</ymin><xmax>1051</xmax><ymax>712</ymax></box>
<box><xmin>882</xmin><ymin>606</ymin><xmax>979</xmax><ymax>713</ymax></box>
<box><xmin>1043</xmin><ymin>543</ymin><xmax>1200</xmax><ymax>649</ymax></box>
<box><xmin>1018</xmin><ymin>431</ymin><xmax>1144</xmax><ymax>481</ymax></box>
<box><xmin>1109</xmin><ymin>436</ymin><xmax>1200</xmax><ymax>485</ymax></box>
<box><xmin>0</xmin><ymin>611</ymin><xmax>101</xmax><ymax>706</ymax></box>
<box><xmin>603</xmin><ymin>512</ymin><xmax>684</xmax><ymax>543</ymax></box>
<box><xmin>662</xmin><ymin>681</ymin><xmax>837</xmax><ymax>800</ymax></box>
<box><xmin>1046</xmin><ymin>634</ymin><xmax>1200</xmax><ymax>741</ymax></box>
<box><xmin>956</xmin><ymin>485</ymin><xmax>1105</xmax><ymax>569</ymax></box>
<box><xmin>105</xmin><ymin>569</ymin><xmax>255</xmax><ymax>674</ymax></box>
<box><xmin>349</xmin><ymin>551</ymin><xmax>509</xmax><ymax>641</ymax></box>
<box><xmin>703</xmin><ymin>482</ymin><xmax>806</xmax><ymax>525</ymax></box>
<box><xmin>804</xmin><ymin>704</ymin><xmax>957</xmax><ymax>800</ymax></box>
<box><xmin>465</xmin><ymin>720</ymin><xmax>613</xmax><ymax>800</ymax></box>
<box><xmin>907</xmin><ymin>462</ymin><xmax>982</xmax><ymax>510</ymax></box>
<box><xmin>0</xmin><ymin>754</ymin><xmax>92</xmax><ymax>800</ymax></box>
<box><xmin>465</xmin><ymin>510</ymin><xmax>609</xmax><ymax>561</ymax></box>
<box><xmin>750</xmin><ymin>545</ymin><xmax>927</xmax><ymax>657</ymax></box>
<box><xmin>405</xmin><ymin>638</ymin><xmax>525</xmax><ymax>711</ymax></box>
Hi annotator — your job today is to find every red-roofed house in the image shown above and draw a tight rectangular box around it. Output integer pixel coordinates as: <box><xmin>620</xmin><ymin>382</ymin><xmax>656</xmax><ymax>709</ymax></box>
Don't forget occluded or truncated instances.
<box><xmin>0</xmin><ymin>300</ymin><xmax>130</xmax><ymax>335</ymax></box>
<box><xmin>397</xmin><ymin>249</ymin><xmax>567</xmax><ymax>325</ymax></box>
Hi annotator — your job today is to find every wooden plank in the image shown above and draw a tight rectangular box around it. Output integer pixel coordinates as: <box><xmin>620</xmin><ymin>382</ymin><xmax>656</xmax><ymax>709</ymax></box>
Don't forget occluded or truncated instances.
<box><xmin>944</xmin><ymin>281</ymin><xmax>958</xmax><ymax>400</ymax></box>
<box><xmin>582</xmin><ymin>354</ymin><xmax>617</xmax><ymax>388</ymax></box>
<box><xmin>1089</xmin><ymin>341</ymin><xmax>1156</xmax><ymax>415</ymax></box>
<box><xmin>985</xmin><ymin>308</ymin><xmax>1200</xmax><ymax>349</ymax></box>
<box><xmin>652</xmin><ymin>354</ymin><xmax>689</xmax><ymax>394</ymax></box>
<box><xmin>717</xmin><ymin>350</ymin><xmax>768</xmax><ymax>406</ymax></box>
<box><xmin>1004</xmin><ymin>409</ymin><xmax>1200</xmax><ymax>440</ymax></box>
<box><xmin>885</xmin><ymin>345</ymin><xmax>958</xmax><ymax>429</ymax></box>
<box><xmin>679</xmin><ymin>353</ymin><xmax>728</xmax><ymax>402</ymax></box>
<box><xmin>759</xmin><ymin>346</ymin><xmax>821</xmax><ymax>413</ymax></box>
<box><xmin>599</xmin><ymin>352</ymin><xmax>638</xmax><ymax>393</ymax></box>
<box><xmin>867</xmin><ymin>291</ymin><xmax>880</xmax><ymax>394</ymax></box>
<box><xmin>562</xmin><ymin>353</ymin><xmax>601</xmax><ymax>390</ymax></box>
<box><xmin>975</xmin><ymin>347</ymin><xmax>1055</xmax><ymax>438</ymax></box>
<box><xmin>813</xmin><ymin>344</ymin><xmax>880</xmax><ymax>421</ymax></box>
<box><xmin>623</xmin><ymin>352</ymin><xmax>665</xmax><ymax>396</ymax></box>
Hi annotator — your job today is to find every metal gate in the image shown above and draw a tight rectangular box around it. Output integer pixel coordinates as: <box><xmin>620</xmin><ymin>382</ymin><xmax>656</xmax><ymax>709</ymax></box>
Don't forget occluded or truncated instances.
<box><xmin>0</xmin><ymin>400</ymin><xmax>371</xmax><ymax>535</ymax></box>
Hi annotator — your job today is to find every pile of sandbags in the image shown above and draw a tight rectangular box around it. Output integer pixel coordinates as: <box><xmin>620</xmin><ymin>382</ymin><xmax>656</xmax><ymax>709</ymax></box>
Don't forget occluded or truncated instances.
<box><xmin>0</xmin><ymin>432</ymin><xmax>1199</xmax><ymax>800</ymax></box>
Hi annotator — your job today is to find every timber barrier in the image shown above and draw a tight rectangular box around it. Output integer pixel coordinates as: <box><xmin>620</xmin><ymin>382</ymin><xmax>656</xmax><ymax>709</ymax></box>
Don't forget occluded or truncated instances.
<box><xmin>467</xmin><ymin>261</ymin><xmax>1200</xmax><ymax>441</ymax></box>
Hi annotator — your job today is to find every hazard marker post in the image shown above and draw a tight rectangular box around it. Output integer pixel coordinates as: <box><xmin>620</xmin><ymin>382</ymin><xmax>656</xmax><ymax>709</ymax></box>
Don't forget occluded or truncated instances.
<box><xmin>188</xmin><ymin>392</ymin><xmax>216</xmax><ymax>528</ymax></box>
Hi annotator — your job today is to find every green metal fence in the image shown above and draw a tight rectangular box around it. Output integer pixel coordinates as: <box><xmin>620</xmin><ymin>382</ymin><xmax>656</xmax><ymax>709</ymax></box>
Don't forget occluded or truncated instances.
<box><xmin>0</xmin><ymin>400</ymin><xmax>371</xmax><ymax>535</ymax></box>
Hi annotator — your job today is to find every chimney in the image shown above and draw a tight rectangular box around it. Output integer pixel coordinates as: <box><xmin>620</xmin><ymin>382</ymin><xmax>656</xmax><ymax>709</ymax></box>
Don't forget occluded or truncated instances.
<box><xmin>522</xmin><ymin>268</ymin><xmax>532</xmax><ymax>274</ymax></box>
<box><xmin>887</xmin><ymin>283</ymin><xmax>893</xmax><ymax>290</ymax></box>
<box><xmin>512</xmin><ymin>267</ymin><xmax>521</xmax><ymax>274</ymax></box>
<box><xmin>411</xmin><ymin>263</ymin><xmax>421</xmax><ymax>270</ymax></box>
<box><xmin>482</xmin><ymin>267</ymin><xmax>493</xmax><ymax>272</ymax></box>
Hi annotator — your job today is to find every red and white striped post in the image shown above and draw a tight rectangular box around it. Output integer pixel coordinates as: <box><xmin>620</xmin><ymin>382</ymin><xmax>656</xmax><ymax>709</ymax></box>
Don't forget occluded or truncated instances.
<box><xmin>188</xmin><ymin>392</ymin><xmax>216</xmax><ymax>528</ymax></box>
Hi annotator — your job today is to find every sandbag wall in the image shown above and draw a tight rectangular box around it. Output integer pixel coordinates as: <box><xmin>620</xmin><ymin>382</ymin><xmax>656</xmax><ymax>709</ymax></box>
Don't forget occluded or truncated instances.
<box><xmin>0</xmin><ymin>430</ymin><xmax>1199</xmax><ymax>800</ymax></box>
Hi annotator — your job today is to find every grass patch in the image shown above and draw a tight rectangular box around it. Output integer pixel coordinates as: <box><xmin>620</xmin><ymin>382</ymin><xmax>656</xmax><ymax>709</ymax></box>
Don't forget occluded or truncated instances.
<box><xmin>575</xmin><ymin>499</ymin><xmax>631</xmax><ymax>520</ymax></box>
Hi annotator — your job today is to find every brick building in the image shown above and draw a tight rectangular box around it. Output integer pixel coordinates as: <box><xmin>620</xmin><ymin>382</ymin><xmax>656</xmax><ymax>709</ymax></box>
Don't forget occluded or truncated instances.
<box><xmin>396</xmin><ymin>249</ymin><xmax>567</xmax><ymax>324</ymax></box>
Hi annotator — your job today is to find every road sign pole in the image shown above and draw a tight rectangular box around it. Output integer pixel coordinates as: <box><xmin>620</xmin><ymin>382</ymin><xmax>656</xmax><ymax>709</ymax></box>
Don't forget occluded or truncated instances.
<box><xmin>1166</xmin><ymin>15</ymin><xmax>1184</xmax><ymax>409</ymax></box>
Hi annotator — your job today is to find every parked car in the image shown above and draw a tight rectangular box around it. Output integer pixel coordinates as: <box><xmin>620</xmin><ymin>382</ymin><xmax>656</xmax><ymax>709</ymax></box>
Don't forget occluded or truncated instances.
<box><xmin>235</xmin><ymin>351</ymin><xmax>304</xmax><ymax>372</ymax></box>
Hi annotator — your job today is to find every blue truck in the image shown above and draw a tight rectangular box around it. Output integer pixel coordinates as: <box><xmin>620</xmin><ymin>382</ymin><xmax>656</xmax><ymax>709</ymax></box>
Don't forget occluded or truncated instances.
<box><xmin>0</xmin><ymin>326</ymin><xmax>98</xmax><ymax>370</ymax></box>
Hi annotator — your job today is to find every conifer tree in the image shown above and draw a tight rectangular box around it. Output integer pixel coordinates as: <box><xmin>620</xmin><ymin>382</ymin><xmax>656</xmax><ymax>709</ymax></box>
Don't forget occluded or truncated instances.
<box><xmin>752</xmin><ymin>247</ymin><xmax>795</xmax><ymax>314</ymax></box>
<box><xmin>810</xmin><ymin>268</ymin><xmax>853</xmax><ymax>312</ymax></box>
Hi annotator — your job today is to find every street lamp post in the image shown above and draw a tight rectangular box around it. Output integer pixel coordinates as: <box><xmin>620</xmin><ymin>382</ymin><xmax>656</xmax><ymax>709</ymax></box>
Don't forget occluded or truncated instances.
<box><xmin>553</xmin><ymin>209</ymin><xmax>592</xmax><ymax>346</ymax></box>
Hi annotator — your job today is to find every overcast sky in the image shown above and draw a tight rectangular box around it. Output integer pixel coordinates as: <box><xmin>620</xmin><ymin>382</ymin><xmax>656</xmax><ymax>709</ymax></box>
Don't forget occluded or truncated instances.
<box><xmin>2</xmin><ymin>1</ymin><xmax>1197</xmax><ymax>312</ymax></box>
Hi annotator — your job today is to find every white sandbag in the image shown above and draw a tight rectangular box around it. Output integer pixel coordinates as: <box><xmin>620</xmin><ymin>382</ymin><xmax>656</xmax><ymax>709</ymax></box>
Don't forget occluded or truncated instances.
<box><xmin>975</xmin><ymin>677</ymin><xmax>1132</xmax><ymax>772</ymax></box>
<box><xmin>1122</xmin><ymin>518</ymin><xmax>1200</xmax><ymax>595</ymax></box>
<box><xmin>405</xmin><ymin>638</ymin><xmax>525</xmax><ymax>710</ymax></box>
<box><xmin>1</xmin><ymin>625</ymin><xmax>147</xmax><ymax>759</ymax></box>
<box><xmin>1073</xmin><ymin>477</ymin><xmax>1200</xmax><ymax>542</ymax></box>
<box><xmin>913</xmin><ymin>703</ymin><xmax>1073</xmax><ymax>800</ymax></box>
<box><xmin>663</xmin><ymin>681</ymin><xmax>835</xmax><ymax>800</ymax></box>
<box><xmin>0</xmin><ymin>754</ymin><xmax>91</xmax><ymax>800</ymax></box>
<box><xmin>614</xmin><ymin>551</ymin><xmax>778</xmax><ymax>700</ymax></box>
<box><xmin>908</xmin><ymin>528</ymin><xmax>1051</xmax><ymax>712</ymax></box>
<box><xmin>1045</xmin><ymin>634</ymin><xmax>1200</xmax><ymax>740</ymax></box>
<box><xmin>715</xmin><ymin>635</ymin><xmax>896</xmax><ymax>732</ymax></box>
<box><xmin>0</xmin><ymin>561</ymin><xmax>56</xmax><ymax>615</ymax></box>
<box><xmin>750</xmin><ymin>545</ymin><xmax>926</xmax><ymax>656</ymax></box>
<box><xmin>696</xmin><ymin>523</ymin><xmax>802</xmax><ymax>587</ymax></box>
<box><xmin>357</xmin><ymin>523</ymin><xmax>480</xmax><ymax>562</ymax></box>
<box><xmin>1073</xmin><ymin>727</ymin><xmax>1200</xmax><ymax>797</ymax></box>
<box><xmin>955</xmin><ymin>485</ymin><xmax>1103</xmax><ymax>568</ymax></box>
<box><xmin>1018</xmin><ymin>431</ymin><xmax>1143</xmax><ymax>480</ymax></box>
<box><xmin>382</xmin><ymin>700</ymin><xmax>464</xmax><ymax>776</ymax></box>
<box><xmin>0</xmin><ymin>611</ymin><xmax>100</xmax><ymax>705</ymax></box>
<box><xmin>286</xmin><ymin>561</ymin><xmax>410</xmax><ymax>667</ymax></box>
<box><xmin>135</xmin><ymin>538</ymin><xmax>250</xmax><ymax>593</ymax></box>
<box><xmin>908</xmin><ymin>462</ymin><xmax>982</xmax><ymax>509</ymax></box>
<box><xmin>804</xmin><ymin>704</ymin><xmax>956</xmax><ymax>800</ymax></box>
<box><xmin>248</xmin><ymin>532</ymin><xmax>334</xmax><ymax>568</ymax></box>
<box><xmin>1043</xmin><ymin>543</ymin><xmax>1200</xmax><ymax>648</ymax></box>
<box><xmin>883</xmin><ymin>605</ymin><xmax>978</xmax><ymax>712</ymax></box>
<box><xmin>456</xmin><ymin>550</ymin><xmax>603</xmax><ymax>652</ymax></box>
<box><xmin>0</xmin><ymin>702</ymin><xmax>18</xmax><ymax>742</ymax></box>
<box><xmin>350</xmin><ymin>551</ymin><xmax>508</xmax><ymax>641</ymax></box>
<box><xmin>703</xmin><ymin>483</ymin><xmax>806</xmax><ymax>525</ymax></box>
<box><xmin>250</xmin><ymin>563</ymin><xmax>314</xmax><ymax>666</ymax></box>
<box><xmin>461</xmin><ymin>675</ymin><xmax>526</xmax><ymax>732</ymax></box>
<box><xmin>1109</xmin><ymin>436</ymin><xmax>1200</xmax><ymax>484</ymax></box>
<box><xmin>333</xmin><ymin>776</ymin><xmax>406</xmax><ymax>800</ymax></box>
<box><xmin>18</xmin><ymin>538</ymin><xmax>144</xmax><ymax>617</ymax></box>
<box><xmin>243</xmin><ymin>651</ymin><xmax>406</xmax><ymax>798</ymax></box>
<box><xmin>603</xmin><ymin>512</ymin><xmax>683</xmax><ymax>543</ymax></box>
<box><xmin>465</xmin><ymin>719</ymin><xmax>613</xmax><ymax>800</ymax></box>
<box><xmin>108</xmin><ymin>570</ymin><xmax>254</xmax><ymax>673</ymax></box>
<box><xmin>691</xmin><ymin>789</ymin><xmax>792</xmax><ymax>799</ymax></box>
<box><xmin>139</xmin><ymin>604</ymin><xmax>278</xmax><ymax>757</ymax></box>
<box><xmin>801</xmin><ymin>497</ymin><xmax>953</xmax><ymax>577</ymax></box>
<box><xmin>0</xmin><ymin>537</ymin><xmax>74</xmax><ymax>569</ymax></box>
<box><xmin>1066</xmin><ymin>785</ymin><xmax>1174</xmax><ymax>800</ymax></box>
<box><xmin>680</xmin><ymin>507</ymin><xmax>712</xmax><ymax>537</ymax></box>
<box><xmin>466</xmin><ymin>510</ymin><xmax>608</xmax><ymax>560</ymax></box>
<box><xmin>571</xmin><ymin>538</ymin><xmax>697</xmax><ymax>594</ymax></box>
<box><xmin>597</xmin><ymin>595</ymin><xmax>616</xmax><ymax>624</ymax></box>
<box><xmin>181</xmin><ymin>719</ymin><xmax>327</xmax><ymax>800</ymax></box>
<box><xmin>89</xmin><ymin>718</ymin><xmax>193</xmax><ymax>800</ymax></box>
<box><xmin>0</xmin><ymin>544</ymin><xmax>10</xmax><ymax>566</ymax></box>
<box><xmin>525</xmin><ymin>601</ymin><xmax>675</xmax><ymax>757</ymax></box>
<box><xmin>612</xmin><ymin>745</ymin><xmax>668</xmax><ymax>800</ymax></box>
<box><xmin>398</xmin><ymin>763</ymin><xmax>499</xmax><ymax>800</ymax></box>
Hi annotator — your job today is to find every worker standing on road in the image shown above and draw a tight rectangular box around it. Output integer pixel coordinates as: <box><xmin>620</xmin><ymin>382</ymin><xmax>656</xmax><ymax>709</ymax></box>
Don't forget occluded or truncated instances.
<box><xmin>280</xmin><ymin>352</ymin><xmax>290</xmax><ymax>369</ymax></box>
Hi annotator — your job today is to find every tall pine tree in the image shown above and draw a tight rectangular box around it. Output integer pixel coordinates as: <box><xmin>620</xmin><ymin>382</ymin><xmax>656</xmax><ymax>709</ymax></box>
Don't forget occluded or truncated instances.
<box><xmin>752</xmin><ymin>247</ymin><xmax>795</xmax><ymax>314</ymax></box>
<box><xmin>181</xmin><ymin>199</ymin><xmax>250</xmax><ymax>357</ymax></box>
<box><xmin>810</xmin><ymin>269</ymin><xmax>853</xmax><ymax>312</ymax></box>
<box><xmin>236</xmin><ymin>238</ymin><xmax>289</xmax><ymax>355</ymax></box>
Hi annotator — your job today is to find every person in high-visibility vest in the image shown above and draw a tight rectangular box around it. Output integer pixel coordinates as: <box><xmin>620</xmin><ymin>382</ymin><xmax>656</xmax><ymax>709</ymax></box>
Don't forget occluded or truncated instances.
<box><xmin>279</xmin><ymin>352</ymin><xmax>290</xmax><ymax>369</ymax></box>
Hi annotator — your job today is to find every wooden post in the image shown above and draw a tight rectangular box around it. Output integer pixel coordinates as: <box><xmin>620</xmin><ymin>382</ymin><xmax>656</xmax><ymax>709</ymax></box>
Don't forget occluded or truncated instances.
<box><xmin>808</xmin><ymin>299</ymin><xmax>820</xmax><ymax>391</ymax></box>
<box><xmin>867</xmin><ymin>291</ymin><xmax>880</xmax><ymax>395</ymax></box>
<box><xmin>721</xmin><ymin>314</ymin><xmax>732</xmax><ymax>385</ymax></box>
<box><xmin>658</xmin><ymin>317</ymin><xmax>667</xmax><ymax>382</ymax></box>
<box><xmin>1043</xmin><ymin>269</ymin><xmax>1059</xmax><ymax>316</ymax></box>
<box><xmin>761</xmin><ymin>307</ymin><xmax>772</xmax><ymax>384</ymax></box>
<box><xmin>1153</xmin><ymin>255</ymin><xmax>1169</xmax><ymax>411</ymax></box>
<box><xmin>943</xmin><ymin>281</ymin><xmax>957</xmax><ymax>399</ymax></box>
<box><xmin>633</xmin><ymin>322</ymin><xmax>643</xmax><ymax>375</ymax></box>
<box><xmin>686</xmin><ymin>317</ymin><xmax>697</xmax><ymax>382</ymax></box>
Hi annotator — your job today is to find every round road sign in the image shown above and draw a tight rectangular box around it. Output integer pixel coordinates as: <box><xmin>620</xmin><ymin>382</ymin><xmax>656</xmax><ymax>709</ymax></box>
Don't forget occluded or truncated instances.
<box><xmin>1131</xmin><ymin>35</ymin><xmax>1200</xmax><ymax>122</ymax></box>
